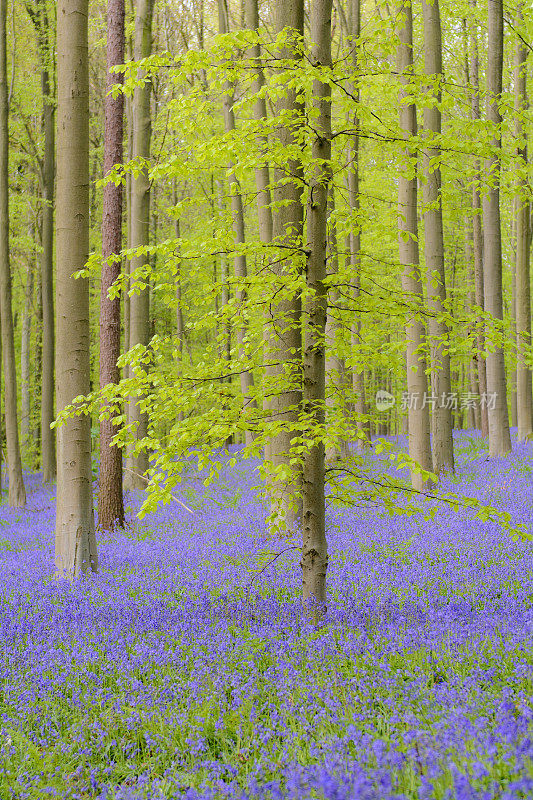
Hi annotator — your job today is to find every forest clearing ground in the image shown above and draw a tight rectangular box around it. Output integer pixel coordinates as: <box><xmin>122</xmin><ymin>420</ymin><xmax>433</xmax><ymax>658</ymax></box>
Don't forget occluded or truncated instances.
<box><xmin>0</xmin><ymin>431</ymin><xmax>532</xmax><ymax>799</ymax></box>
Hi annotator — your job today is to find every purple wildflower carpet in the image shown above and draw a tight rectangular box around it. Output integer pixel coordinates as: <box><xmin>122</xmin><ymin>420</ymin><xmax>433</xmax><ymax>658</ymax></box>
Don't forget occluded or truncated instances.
<box><xmin>0</xmin><ymin>431</ymin><xmax>532</xmax><ymax>799</ymax></box>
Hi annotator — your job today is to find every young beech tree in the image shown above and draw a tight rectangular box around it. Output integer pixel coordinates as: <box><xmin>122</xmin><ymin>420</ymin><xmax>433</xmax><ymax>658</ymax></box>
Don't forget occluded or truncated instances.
<box><xmin>302</xmin><ymin>0</ymin><xmax>333</xmax><ymax>613</ymax></box>
<box><xmin>99</xmin><ymin>0</ymin><xmax>125</xmax><ymax>530</ymax></box>
<box><xmin>0</xmin><ymin>0</ymin><xmax>26</xmax><ymax>507</ymax></box>
<box><xmin>55</xmin><ymin>0</ymin><xmax>97</xmax><ymax>578</ymax></box>
<box><xmin>483</xmin><ymin>0</ymin><xmax>511</xmax><ymax>456</ymax></box>
<box><xmin>396</xmin><ymin>0</ymin><xmax>433</xmax><ymax>491</ymax></box>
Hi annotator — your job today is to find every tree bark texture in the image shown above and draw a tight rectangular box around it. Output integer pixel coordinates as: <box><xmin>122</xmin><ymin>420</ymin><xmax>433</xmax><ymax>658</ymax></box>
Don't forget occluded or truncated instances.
<box><xmin>514</xmin><ymin>5</ymin><xmax>532</xmax><ymax>441</ymax></box>
<box><xmin>125</xmin><ymin>0</ymin><xmax>154</xmax><ymax>489</ymax></box>
<box><xmin>55</xmin><ymin>0</ymin><xmax>97</xmax><ymax>578</ymax></box>
<box><xmin>302</xmin><ymin>0</ymin><xmax>332</xmax><ymax>615</ymax></box>
<box><xmin>422</xmin><ymin>0</ymin><xmax>454</xmax><ymax>474</ymax></box>
<box><xmin>397</xmin><ymin>0</ymin><xmax>433</xmax><ymax>491</ymax></box>
<box><xmin>483</xmin><ymin>0</ymin><xmax>511</xmax><ymax>456</ymax></box>
<box><xmin>99</xmin><ymin>0</ymin><xmax>125</xmax><ymax>530</ymax></box>
<box><xmin>0</xmin><ymin>0</ymin><xmax>26</xmax><ymax>507</ymax></box>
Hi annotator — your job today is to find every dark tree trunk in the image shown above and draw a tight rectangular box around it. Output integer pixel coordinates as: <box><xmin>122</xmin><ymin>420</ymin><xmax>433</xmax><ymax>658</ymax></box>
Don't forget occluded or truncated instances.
<box><xmin>98</xmin><ymin>0</ymin><xmax>125</xmax><ymax>530</ymax></box>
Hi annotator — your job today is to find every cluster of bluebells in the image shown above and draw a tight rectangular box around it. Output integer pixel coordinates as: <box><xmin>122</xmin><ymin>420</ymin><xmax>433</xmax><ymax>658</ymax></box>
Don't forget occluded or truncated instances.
<box><xmin>0</xmin><ymin>432</ymin><xmax>532</xmax><ymax>799</ymax></box>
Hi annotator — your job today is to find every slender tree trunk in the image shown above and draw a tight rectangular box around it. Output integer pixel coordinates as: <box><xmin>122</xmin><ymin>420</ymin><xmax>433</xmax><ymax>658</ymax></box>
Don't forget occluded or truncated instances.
<box><xmin>422</xmin><ymin>0</ymin><xmax>454</xmax><ymax>474</ymax></box>
<box><xmin>0</xmin><ymin>0</ymin><xmax>25</xmax><ymax>507</ymax></box>
<box><xmin>302</xmin><ymin>0</ymin><xmax>332</xmax><ymax>616</ymax></box>
<box><xmin>218</xmin><ymin>0</ymin><xmax>256</xmax><ymax>446</ymax></box>
<box><xmin>99</xmin><ymin>0</ymin><xmax>125</xmax><ymax>530</ymax></box>
<box><xmin>465</xmin><ymin>214</ymin><xmax>481</xmax><ymax>429</ymax></box>
<box><xmin>125</xmin><ymin>0</ymin><xmax>154</xmax><ymax>489</ymax></box>
<box><xmin>264</xmin><ymin>0</ymin><xmax>304</xmax><ymax>531</ymax></box>
<box><xmin>325</xmin><ymin>188</ymin><xmax>347</xmax><ymax>462</ymax></box>
<box><xmin>244</xmin><ymin>0</ymin><xmax>272</xmax><ymax>244</ymax></box>
<box><xmin>21</xmin><ymin>247</ymin><xmax>34</xmax><ymax>452</ymax></box>
<box><xmin>397</xmin><ymin>0</ymin><xmax>433</xmax><ymax>490</ymax></box>
<box><xmin>514</xmin><ymin>4</ymin><xmax>532</xmax><ymax>441</ymax></box>
<box><xmin>41</xmin><ymin>63</ymin><xmax>56</xmax><ymax>482</ymax></box>
<box><xmin>483</xmin><ymin>0</ymin><xmax>511</xmax><ymax>456</ymax></box>
<box><xmin>343</xmin><ymin>0</ymin><xmax>371</xmax><ymax>450</ymax></box>
<box><xmin>468</xmin><ymin>5</ymin><xmax>489</xmax><ymax>438</ymax></box>
<box><xmin>55</xmin><ymin>0</ymin><xmax>97</xmax><ymax>578</ymax></box>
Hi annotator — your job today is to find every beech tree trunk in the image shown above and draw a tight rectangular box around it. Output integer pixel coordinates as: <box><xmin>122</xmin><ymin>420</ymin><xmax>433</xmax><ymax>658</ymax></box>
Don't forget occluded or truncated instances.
<box><xmin>55</xmin><ymin>0</ymin><xmax>97</xmax><ymax>578</ymax></box>
<box><xmin>302</xmin><ymin>0</ymin><xmax>332</xmax><ymax>615</ymax></box>
<box><xmin>265</xmin><ymin>0</ymin><xmax>304</xmax><ymax>531</ymax></box>
<box><xmin>422</xmin><ymin>0</ymin><xmax>454</xmax><ymax>474</ymax></box>
<box><xmin>0</xmin><ymin>0</ymin><xmax>25</xmax><ymax>507</ymax></box>
<box><xmin>99</xmin><ymin>0</ymin><xmax>125</xmax><ymax>530</ymax></box>
<box><xmin>514</xmin><ymin>4</ymin><xmax>532</xmax><ymax>441</ymax></box>
<box><xmin>483</xmin><ymin>0</ymin><xmax>511</xmax><ymax>456</ymax></box>
<box><xmin>397</xmin><ymin>0</ymin><xmax>433</xmax><ymax>491</ymax></box>
<box><xmin>218</xmin><ymin>0</ymin><xmax>256</xmax><ymax>446</ymax></box>
<box><xmin>125</xmin><ymin>0</ymin><xmax>154</xmax><ymax>489</ymax></box>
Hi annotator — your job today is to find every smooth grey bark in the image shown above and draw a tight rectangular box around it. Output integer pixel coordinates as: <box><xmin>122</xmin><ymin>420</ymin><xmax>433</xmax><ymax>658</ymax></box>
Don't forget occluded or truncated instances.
<box><xmin>514</xmin><ymin>5</ymin><xmax>532</xmax><ymax>441</ymax></box>
<box><xmin>483</xmin><ymin>0</ymin><xmax>511</xmax><ymax>456</ymax></box>
<box><xmin>397</xmin><ymin>0</ymin><xmax>433</xmax><ymax>491</ymax></box>
<box><xmin>55</xmin><ymin>0</ymin><xmax>97</xmax><ymax>578</ymax></box>
<box><xmin>218</xmin><ymin>0</ymin><xmax>256</xmax><ymax>446</ymax></box>
<box><xmin>125</xmin><ymin>0</ymin><xmax>154</xmax><ymax>489</ymax></box>
<box><xmin>468</xmin><ymin>5</ymin><xmax>489</xmax><ymax>438</ymax></box>
<box><xmin>302</xmin><ymin>0</ymin><xmax>332</xmax><ymax>616</ymax></box>
<box><xmin>264</xmin><ymin>0</ymin><xmax>304</xmax><ymax>531</ymax></box>
<box><xmin>0</xmin><ymin>0</ymin><xmax>25</xmax><ymax>507</ymax></box>
<box><xmin>422</xmin><ymin>0</ymin><xmax>454</xmax><ymax>474</ymax></box>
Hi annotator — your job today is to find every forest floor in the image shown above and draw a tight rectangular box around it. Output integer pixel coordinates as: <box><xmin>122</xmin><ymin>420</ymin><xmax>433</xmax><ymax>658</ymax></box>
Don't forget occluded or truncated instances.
<box><xmin>0</xmin><ymin>431</ymin><xmax>532</xmax><ymax>799</ymax></box>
